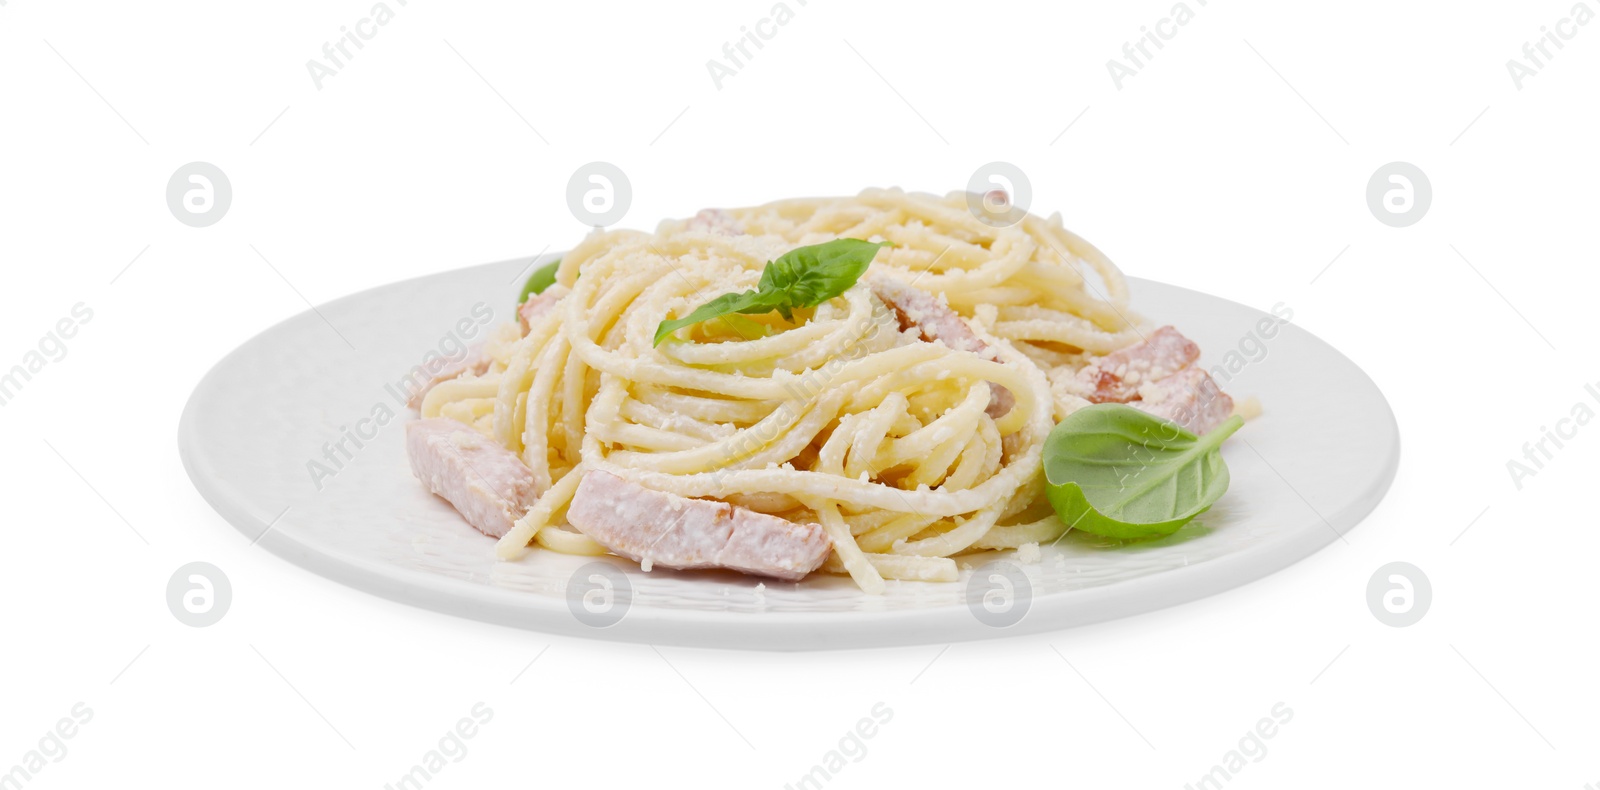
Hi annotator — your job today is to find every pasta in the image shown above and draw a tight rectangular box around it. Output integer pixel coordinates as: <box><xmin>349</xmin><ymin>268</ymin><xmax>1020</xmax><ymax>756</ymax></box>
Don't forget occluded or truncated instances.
<box><xmin>417</xmin><ymin>188</ymin><xmax>1157</xmax><ymax>592</ymax></box>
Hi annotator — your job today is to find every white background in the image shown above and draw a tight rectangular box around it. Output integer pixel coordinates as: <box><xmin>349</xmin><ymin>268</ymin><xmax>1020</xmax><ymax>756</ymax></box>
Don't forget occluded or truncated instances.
<box><xmin>3</xmin><ymin>0</ymin><xmax>1597</xmax><ymax>787</ymax></box>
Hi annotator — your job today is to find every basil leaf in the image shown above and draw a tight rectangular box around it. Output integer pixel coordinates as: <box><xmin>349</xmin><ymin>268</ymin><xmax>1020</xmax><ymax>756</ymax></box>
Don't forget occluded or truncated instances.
<box><xmin>758</xmin><ymin>238</ymin><xmax>884</xmax><ymax>319</ymax></box>
<box><xmin>652</xmin><ymin>238</ymin><xmax>885</xmax><ymax>345</ymax></box>
<box><xmin>518</xmin><ymin>259</ymin><xmax>561</xmax><ymax>304</ymax></box>
<box><xmin>652</xmin><ymin>289</ymin><xmax>777</xmax><ymax>346</ymax></box>
<box><xmin>714</xmin><ymin>313</ymin><xmax>774</xmax><ymax>338</ymax></box>
<box><xmin>1043</xmin><ymin>404</ymin><xmax>1244</xmax><ymax>539</ymax></box>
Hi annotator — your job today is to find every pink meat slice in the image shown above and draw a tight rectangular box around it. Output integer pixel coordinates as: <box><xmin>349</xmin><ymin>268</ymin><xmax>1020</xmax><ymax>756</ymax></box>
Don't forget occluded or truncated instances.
<box><xmin>1074</xmin><ymin>326</ymin><xmax>1200</xmax><ymax>404</ymax></box>
<box><xmin>866</xmin><ymin>276</ymin><xmax>1015</xmax><ymax>417</ymax></box>
<box><xmin>683</xmin><ymin>208</ymin><xmax>744</xmax><ymax>236</ymax></box>
<box><xmin>518</xmin><ymin>284</ymin><xmax>569</xmax><ymax>335</ymax></box>
<box><xmin>406</xmin><ymin>342</ymin><xmax>491</xmax><ymax>410</ymax></box>
<box><xmin>406</xmin><ymin>418</ymin><xmax>537</xmax><ymax>539</ymax></box>
<box><xmin>566</xmin><ymin>471</ymin><xmax>832</xmax><ymax>581</ymax></box>
<box><xmin>1131</xmin><ymin>368</ymin><xmax>1234</xmax><ymax>434</ymax></box>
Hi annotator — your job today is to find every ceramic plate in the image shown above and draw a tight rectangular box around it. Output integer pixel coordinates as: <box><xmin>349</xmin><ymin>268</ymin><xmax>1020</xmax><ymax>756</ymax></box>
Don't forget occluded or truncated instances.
<box><xmin>179</xmin><ymin>256</ymin><xmax>1398</xmax><ymax>650</ymax></box>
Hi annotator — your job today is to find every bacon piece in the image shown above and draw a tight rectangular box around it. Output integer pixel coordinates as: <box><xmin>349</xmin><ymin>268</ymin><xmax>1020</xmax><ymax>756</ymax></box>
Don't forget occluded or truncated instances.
<box><xmin>869</xmin><ymin>276</ymin><xmax>990</xmax><ymax>356</ymax></box>
<box><xmin>566</xmin><ymin>471</ymin><xmax>831</xmax><ymax>581</ymax></box>
<box><xmin>1131</xmin><ymin>368</ymin><xmax>1234</xmax><ymax>434</ymax></box>
<box><xmin>518</xmin><ymin>284</ymin><xmax>569</xmax><ymax>335</ymax></box>
<box><xmin>866</xmin><ymin>276</ymin><xmax>1015</xmax><ymax>417</ymax></box>
<box><xmin>406</xmin><ymin>343</ymin><xmax>491</xmax><ymax>410</ymax></box>
<box><xmin>406</xmin><ymin>418</ymin><xmax>537</xmax><ymax>538</ymax></box>
<box><xmin>1073</xmin><ymin>326</ymin><xmax>1199</xmax><ymax>404</ymax></box>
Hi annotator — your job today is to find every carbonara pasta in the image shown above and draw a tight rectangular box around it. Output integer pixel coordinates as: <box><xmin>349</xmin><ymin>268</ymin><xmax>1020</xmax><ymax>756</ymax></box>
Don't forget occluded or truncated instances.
<box><xmin>414</xmin><ymin>188</ymin><xmax>1176</xmax><ymax>593</ymax></box>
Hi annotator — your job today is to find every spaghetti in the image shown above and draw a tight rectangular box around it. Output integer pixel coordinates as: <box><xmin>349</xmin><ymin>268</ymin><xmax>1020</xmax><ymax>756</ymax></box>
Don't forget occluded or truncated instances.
<box><xmin>418</xmin><ymin>188</ymin><xmax>1150</xmax><ymax>592</ymax></box>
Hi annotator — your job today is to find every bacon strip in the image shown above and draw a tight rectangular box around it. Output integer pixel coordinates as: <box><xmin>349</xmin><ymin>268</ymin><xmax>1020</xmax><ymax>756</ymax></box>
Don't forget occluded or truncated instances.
<box><xmin>1073</xmin><ymin>326</ymin><xmax>1199</xmax><ymax>404</ymax></box>
<box><xmin>566</xmin><ymin>471</ymin><xmax>831</xmax><ymax>581</ymax></box>
<box><xmin>867</xmin><ymin>276</ymin><xmax>1015</xmax><ymax>417</ymax></box>
<box><xmin>1131</xmin><ymin>368</ymin><xmax>1234</xmax><ymax>434</ymax></box>
<box><xmin>1068</xmin><ymin>326</ymin><xmax>1233</xmax><ymax>433</ymax></box>
<box><xmin>406</xmin><ymin>418</ymin><xmax>537</xmax><ymax>539</ymax></box>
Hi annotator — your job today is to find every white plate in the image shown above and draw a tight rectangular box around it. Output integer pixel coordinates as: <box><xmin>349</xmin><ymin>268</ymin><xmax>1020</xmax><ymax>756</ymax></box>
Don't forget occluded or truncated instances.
<box><xmin>179</xmin><ymin>256</ymin><xmax>1398</xmax><ymax>650</ymax></box>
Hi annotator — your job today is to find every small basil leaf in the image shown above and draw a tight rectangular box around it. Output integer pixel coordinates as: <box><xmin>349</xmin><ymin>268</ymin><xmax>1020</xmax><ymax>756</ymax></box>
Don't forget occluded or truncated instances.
<box><xmin>652</xmin><ymin>238</ymin><xmax>886</xmax><ymax>346</ymax></box>
<box><xmin>1043</xmin><ymin>404</ymin><xmax>1244</xmax><ymax>539</ymax></box>
<box><xmin>714</xmin><ymin>313</ymin><xmax>773</xmax><ymax>338</ymax></box>
<box><xmin>758</xmin><ymin>238</ymin><xmax>884</xmax><ymax>309</ymax></box>
<box><xmin>653</xmin><ymin>290</ymin><xmax>770</xmax><ymax>346</ymax></box>
<box><xmin>518</xmin><ymin>259</ymin><xmax>561</xmax><ymax>304</ymax></box>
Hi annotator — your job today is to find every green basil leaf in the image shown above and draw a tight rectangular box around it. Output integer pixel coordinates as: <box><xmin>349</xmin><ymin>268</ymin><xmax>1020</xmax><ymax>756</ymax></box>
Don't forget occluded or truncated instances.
<box><xmin>1043</xmin><ymin>404</ymin><xmax>1244</xmax><ymax>539</ymax></box>
<box><xmin>652</xmin><ymin>289</ymin><xmax>775</xmax><ymax>346</ymax></box>
<box><xmin>518</xmin><ymin>259</ymin><xmax>561</xmax><ymax>304</ymax></box>
<box><xmin>652</xmin><ymin>238</ymin><xmax>885</xmax><ymax>346</ymax></box>
<box><xmin>714</xmin><ymin>313</ymin><xmax>773</xmax><ymax>338</ymax></box>
<box><xmin>758</xmin><ymin>238</ymin><xmax>885</xmax><ymax>311</ymax></box>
